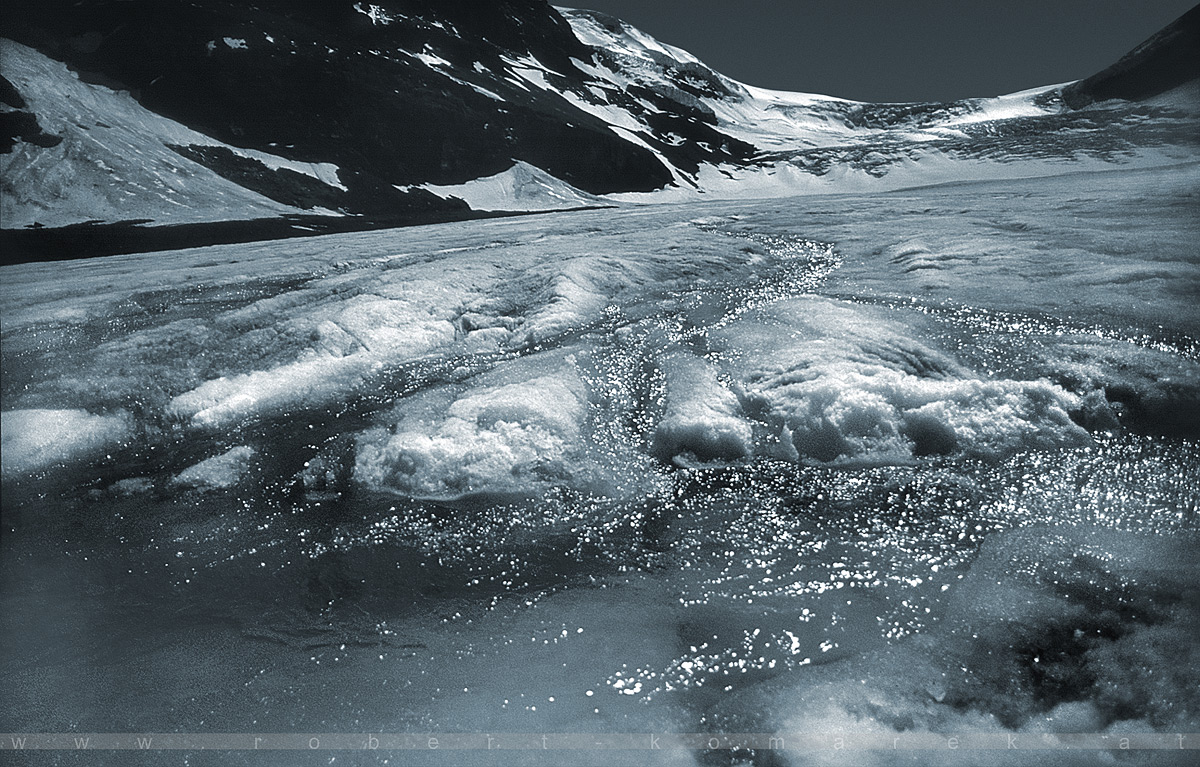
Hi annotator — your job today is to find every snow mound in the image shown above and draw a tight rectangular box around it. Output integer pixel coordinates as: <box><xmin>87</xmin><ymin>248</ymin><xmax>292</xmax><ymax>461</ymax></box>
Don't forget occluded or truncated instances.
<box><xmin>0</xmin><ymin>408</ymin><xmax>131</xmax><ymax>478</ymax></box>
<box><xmin>421</xmin><ymin>161</ymin><xmax>604</xmax><ymax>211</ymax></box>
<box><xmin>167</xmin><ymin>295</ymin><xmax>458</xmax><ymax>428</ymax></box>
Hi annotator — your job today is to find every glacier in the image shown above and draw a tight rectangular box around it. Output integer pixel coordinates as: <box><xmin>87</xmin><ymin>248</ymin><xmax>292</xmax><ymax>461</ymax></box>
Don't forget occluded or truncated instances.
<box><xmin>1</xmin><ymin>159</ymin><xmax>1197</xmax><ymax>765</ymax></box>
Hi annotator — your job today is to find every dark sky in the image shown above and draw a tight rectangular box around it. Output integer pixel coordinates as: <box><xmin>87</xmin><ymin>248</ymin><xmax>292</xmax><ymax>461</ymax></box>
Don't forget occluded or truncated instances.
<box><xmin>564</xmin><ymin>0</ymin><xmax>1198</xmax><ymax>102</ymax></box>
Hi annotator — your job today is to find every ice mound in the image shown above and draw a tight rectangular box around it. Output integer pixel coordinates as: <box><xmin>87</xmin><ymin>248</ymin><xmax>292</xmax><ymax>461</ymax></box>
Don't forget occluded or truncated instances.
<box><xmin>1039</xmin><ymin>339</ymin><xmax>1200</xmax><ymax>435</ymax></box>
<box><xmin>716</xmin><ymin>298</ymin><xmax>1091</xmax><ymax>462</ymax></box>
<box><xmin>171</xmin><ymin>446</ymin><xmax>256</xmax><ymax>490</ymax></box>
<box><xmin>748</xmin><ymin>363</ymin><xmax>1089</xmax><ymax>462</ymax></box>
<box><xmin>355</xmin><ymin>369</ymin><xmax>588</xmax><ymax>498</ymax></box>
<box><xmin>0</xmin><ymin>408</ymin><xmax>131</xmax><ymax>478</ymax></box>
<box><xmin>652</xmin><ymin>351</ymin><xmax>752</xmax><ymax>464</ymax></box>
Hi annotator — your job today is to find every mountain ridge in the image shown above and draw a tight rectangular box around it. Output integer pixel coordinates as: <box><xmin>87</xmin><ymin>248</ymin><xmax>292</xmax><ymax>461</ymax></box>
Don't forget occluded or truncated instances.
<box><xmin>2</xmin><ymin>0</ymin><xmax>1198</xmax><ymax>251</ymax></box>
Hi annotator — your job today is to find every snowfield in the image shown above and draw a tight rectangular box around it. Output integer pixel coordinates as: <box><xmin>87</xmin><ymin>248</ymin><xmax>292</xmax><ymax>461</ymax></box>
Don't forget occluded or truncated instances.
<box><xmin>1</xmin><ymin>163</ymin><xmax>1198</xmax><ymax>765</ymax></box>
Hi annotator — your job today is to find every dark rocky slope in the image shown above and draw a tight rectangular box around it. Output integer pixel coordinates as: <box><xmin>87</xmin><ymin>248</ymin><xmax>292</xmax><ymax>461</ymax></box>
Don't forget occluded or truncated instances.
<box><xmin>1062</xmin><ymin>5</ymin><xmax>1200</xmax><ymax>108</ymax></box>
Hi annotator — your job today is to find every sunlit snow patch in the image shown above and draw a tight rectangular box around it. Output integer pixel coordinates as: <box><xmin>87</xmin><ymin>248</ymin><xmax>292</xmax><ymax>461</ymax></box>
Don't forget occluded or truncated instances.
<box><xmin>421</xmin><ymin>161</ymin><xmax>604</xmax><ymax>212</ymax></box>
<box><xmin>0</xmin><ymin>38</ymin><xmax>344</xmax><ymax>227</ymax></box>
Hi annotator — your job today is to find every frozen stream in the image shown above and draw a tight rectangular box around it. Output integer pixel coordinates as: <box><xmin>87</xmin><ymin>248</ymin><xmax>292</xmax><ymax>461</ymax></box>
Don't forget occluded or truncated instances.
<box><xmin>2</xmin><ymin>164</ymin><xmax>1198</xmax><ymax>766</ymax></box>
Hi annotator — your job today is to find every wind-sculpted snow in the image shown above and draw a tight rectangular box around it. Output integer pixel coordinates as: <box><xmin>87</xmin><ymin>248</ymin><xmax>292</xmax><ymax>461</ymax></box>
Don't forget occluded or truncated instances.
<box><xmin>1</xmin><ymin>166</ymin><xmax>1198</xmax><ymax>765</ymax></box>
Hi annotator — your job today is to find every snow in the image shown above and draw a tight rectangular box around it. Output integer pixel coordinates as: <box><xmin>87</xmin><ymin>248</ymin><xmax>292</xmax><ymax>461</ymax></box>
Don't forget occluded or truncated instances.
<box><xmin>557</xmin><ymin>6</ymin><xmax>863</xmax><ymax>157</ymax></box>
<box><xmin>4</xmin><ymin>161</ymin><xmax>1193</xmax><ymax>468</ymax></box>
<box><xmin>939</xmin><ymin>83</ymin><xmax>1067</xmax><ymax>127</ymax></box>
<box><xmin>551</xmin><ymin>7</ymin><xmax>1174</xmax><ymax>203</ymax></box>
<box><xmin>0</xmin><ymin>408</ymin><xmax>131</xmax><ymax>478</ymax></box>
<box><xmin>6</xmin><ymin>5</ymin><xmax>1194</xmax><ymax>226</ymax></box>
<box><xmin>652</xmin><ymin>351</ymin><xmax>753</xmax><ymax>463</ymax></box>
<box><xmin>718</xmin><ymin>297</ymin><xmax>1090</xmax><ymax>463</ymax></box>
<box><xmin>420</xmin><ymin>160</ymin><xmax>603</xmax><ymax>211</ymax></box>
<box><xmin>0</xmin><ymin>39</ymin><xmax>345</xmax><ymax>227</ymax></box>
<box><xmin>604</xmin><ymin>145</ymin><xmax>1193</xmax><ymax>204</ymax></box>
<box><xmin>356</xmin><ymin>365</ymin><xmax>588</xmax><ymax>498</ymax></box>
<box><xmin>551</xmin><ymin>72</ymin><xmax>650</xmax><ymax>133</ymax></box>
<box><xmin>409</xmin><ymin>47</ymin><xmax>454</xmax><ymax>70</ymax></box>
<box><xmin>353</xmin><ymin>2</ymin><xmax>399</xmax><ymax>25</ymax></box>
<box><xmin>172</xmin><ymin>445</ymin><xmax>256</xmax><ymax>489</ymax></box>
<box><xmin>166</xmin><ymin>293</ymin><xmax>458</xmax><ymax>428</ymax></box>
<box><xmin>557</xmin><ymin>6</ymin><xmax>703</xmax><ymax>67</ymax></box>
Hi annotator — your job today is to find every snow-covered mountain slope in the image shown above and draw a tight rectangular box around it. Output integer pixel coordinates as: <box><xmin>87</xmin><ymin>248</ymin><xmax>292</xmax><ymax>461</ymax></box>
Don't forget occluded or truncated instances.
<box><xmin>2</xmin><ymin>0</ymin><xmax>677</xmax><ymax>220</ymax></box>
<box><xmin>555</xmin><ymin>7</ymin><xmax>1200</xmax><ymax>199</ymax></box>
<box><xmin>2</xmin><ymin>0</ymin><xmax>1198</xmax><ymax>232</ymax></box>
<box><xmin>0</xmin><ymin>39</ymin><xmax>350</xmax><ymax>228</ymax></box>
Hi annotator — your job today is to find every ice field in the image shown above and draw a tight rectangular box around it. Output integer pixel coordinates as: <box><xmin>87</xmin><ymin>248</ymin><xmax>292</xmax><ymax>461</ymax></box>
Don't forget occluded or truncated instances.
<box><xmin>1</xmin><ymin>162</ymin><xmax>1198</xmax><ymax>765</ymax></box>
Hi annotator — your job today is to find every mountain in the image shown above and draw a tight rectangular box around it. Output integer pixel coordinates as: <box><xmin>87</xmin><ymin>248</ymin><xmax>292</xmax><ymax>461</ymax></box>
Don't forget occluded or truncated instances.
<box><xmin>2</xmin><ymin>0</ymin><xmax>1198</xmax><ymax>247</ymax></box>
<box><xmin>1061</xmin><ymin>4</ymin><xmax>1200</xmax><ymax>108</ymax></box>
<box><xmin>1</xmin><ymin>37</ymin><xmax>366</xmax><ymax>229</ymax></box>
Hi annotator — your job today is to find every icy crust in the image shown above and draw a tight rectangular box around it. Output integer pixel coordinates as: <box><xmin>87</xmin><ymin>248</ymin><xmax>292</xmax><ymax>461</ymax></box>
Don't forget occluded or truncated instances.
<box><xmin>652</xmin><ymin>351</ymin><xmax>753</xmax><ymax>464</ymax></box>
<box><xmin>355</xmin><ymin>363</ymin><xmax>588</xmax><ymax>499</ymax></box>
<box><xmin>0</xmin><ymin>408</ymin><xmax>131</xmax><ymax>478</ymax></box>
<box><xmin>154</xmin><ymin>230</ymin><xmax>724</xmax><ymax>430</ymax></box>
<box><xmin>0</xmin><ymin>39</ymin><xmax>338</xmax><ymax>228</ymax></box>
<box><xmin>726</xmin><ymin>299</ymin><xmax>1090</xmax><ymax>463</ymax></box>
<box><xmin>2</xmin><ymin>167</ymin><xmax>1195</xmax><ymax>489</ymax></box>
